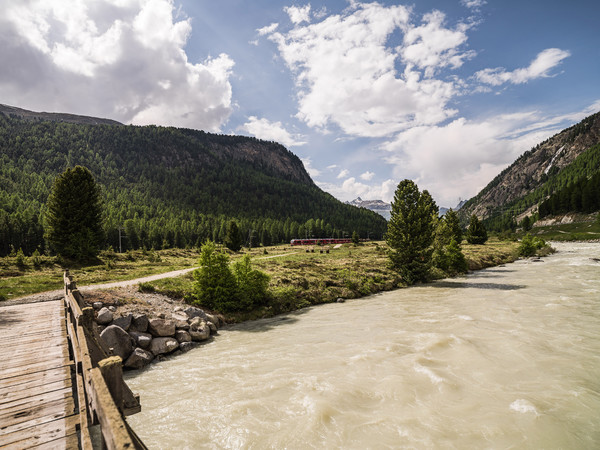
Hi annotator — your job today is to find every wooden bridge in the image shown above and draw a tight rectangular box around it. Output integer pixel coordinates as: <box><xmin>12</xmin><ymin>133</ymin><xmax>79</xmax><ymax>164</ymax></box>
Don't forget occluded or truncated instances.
<box><xmin>0</xmin><ymin>272</ymin><xmax>146</xmax><ymax>449</ymax></box>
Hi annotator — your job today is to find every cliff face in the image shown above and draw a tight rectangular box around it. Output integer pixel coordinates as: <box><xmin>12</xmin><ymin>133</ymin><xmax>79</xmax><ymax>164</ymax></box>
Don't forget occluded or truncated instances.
<box><xmin>0</xmin><ymin>103</ymin><xmax>123</xmax><ymax>126</ymax></box>
<box><xmin>461</xmin><ymin>111</ymin><xmax>600</xmax><ymax>219</ymax></box>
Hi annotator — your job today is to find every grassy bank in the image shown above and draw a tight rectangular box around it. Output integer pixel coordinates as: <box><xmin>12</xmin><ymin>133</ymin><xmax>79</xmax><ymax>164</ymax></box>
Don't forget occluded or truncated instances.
<box><xmin>145</xmin><ymin>239</ymin><xmax>520</xmax><ymax>322</ymax></box>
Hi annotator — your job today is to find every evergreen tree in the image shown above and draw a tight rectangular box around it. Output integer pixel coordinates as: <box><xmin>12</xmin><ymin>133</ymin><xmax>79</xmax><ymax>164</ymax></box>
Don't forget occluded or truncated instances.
<box><xmin>386</xmin><ymin>180</ymin><xmax>438</xmax><ymax>285</ymax></box>
<box><xmin>466</xmin><ymin>215</ymin><xmax>488</xmax><ymax>244</ymax></box>
<box><xmin>351</xmin><ymin>230</ymin><xmax>360</xmax><ymax>245</ymax></box>
<box><xmin>192</xmin><ymin>240</ymin><xmax>237</xmax><ymax>311</ymax></box>
<box><xmin>224</xmin><ymin>220</ymin><xmax>242</xmax><ymax>251</ymax></box>
<box><xmin>444</xmin><ymin>209</ymin><xmax>462</xmax><ymax>243</ymax></box>
<box><xmin>44</xmin><ymin>166</ymin><xmax>104</xmax><ymax>261</ymax></box>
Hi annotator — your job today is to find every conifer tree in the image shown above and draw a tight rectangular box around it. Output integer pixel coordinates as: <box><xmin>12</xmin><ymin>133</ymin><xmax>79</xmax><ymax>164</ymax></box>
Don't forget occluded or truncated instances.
<box><xmin>444</xmin><ymin>209</ymin><xmax>462</xmax><ymax>243</ymax></box>
<box><xmin>44</xmin><ymin>166</ymin><xmax>104</xmax><ymax>261</ymax></box>
<box><xmin>386</xmin><ymin>180</ymin><xmax>438</xmax><ymax>285</ymax></box>
<box><xmin>466</xmin><ymin>214</ymin><xmax>488</xmax><ymax>244</ymax></box>
<box><xmin>224</xmin><ymin>220</ymin><xmax>242</xmax><ymax>251</ymax></box>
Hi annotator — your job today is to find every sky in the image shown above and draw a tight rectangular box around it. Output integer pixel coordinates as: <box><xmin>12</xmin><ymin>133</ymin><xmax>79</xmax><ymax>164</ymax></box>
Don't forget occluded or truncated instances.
<box><xmin>1</xmin><ymin>0</ymin><xmax>599</xmax><ymax>208</ymax></box>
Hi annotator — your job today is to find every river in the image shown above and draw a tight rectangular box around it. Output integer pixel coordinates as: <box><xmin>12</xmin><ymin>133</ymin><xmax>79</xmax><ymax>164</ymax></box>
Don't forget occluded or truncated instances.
<box><xmin>126</xmin><ymin>242</ymin><xmax>600</xmax><ymax>449</ymax></box>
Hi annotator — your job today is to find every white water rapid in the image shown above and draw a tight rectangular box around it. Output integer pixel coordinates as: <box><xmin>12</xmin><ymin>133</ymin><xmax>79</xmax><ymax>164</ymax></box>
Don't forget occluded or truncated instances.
<box><xmin>126</xmin><ymin>242</ymin><xmax>600</xmax><ymax>449</ymax></box>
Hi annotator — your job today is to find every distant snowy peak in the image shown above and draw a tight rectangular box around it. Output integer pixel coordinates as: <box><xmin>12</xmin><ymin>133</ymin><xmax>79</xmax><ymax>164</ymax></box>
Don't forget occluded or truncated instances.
<box><xmin>347</xmin><ymin>198</ymin><xmax>391</xmax><ymax>220</ymax></box>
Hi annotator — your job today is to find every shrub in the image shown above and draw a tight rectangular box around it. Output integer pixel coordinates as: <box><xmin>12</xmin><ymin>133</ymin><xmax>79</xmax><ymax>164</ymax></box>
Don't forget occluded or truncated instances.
<box><xmin>518</xmin><ymin>234</ymin><xmax>547</xmax><ymax>257</ymax></box>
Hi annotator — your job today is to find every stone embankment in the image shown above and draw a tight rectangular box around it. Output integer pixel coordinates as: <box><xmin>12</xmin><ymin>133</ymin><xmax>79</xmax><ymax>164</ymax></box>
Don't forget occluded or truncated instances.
<box><xmin>91</xmin><ymin>299</ymin><xmax>225</xmax><ymax>371</ymax></box>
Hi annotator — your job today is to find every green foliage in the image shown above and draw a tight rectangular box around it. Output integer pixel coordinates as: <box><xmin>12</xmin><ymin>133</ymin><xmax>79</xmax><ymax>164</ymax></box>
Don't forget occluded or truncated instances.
<box><xmin>520</xmin><ymin>215</ymin><xmax>532</xmax><ymax>231</ymax></box>
<box><xmin>444</xmin><ymin>209</ymin><xmax>462</xmax><ymax>243</ymax></box>
<box><xmin>138</xmin><ymin>282</ymin><xmax>156</xmax><ymax>293</ymax></box>
<box><xmin>518</xmin><ymin>234</ymin><xmax>547</xmax><ymax>257</ymax></box>
<box><xmin>44</xmin><ymin>166</ymin><xmax>104</xmax><ymax>261</ymax></box>
<box><xmin>386</xmin><ymin>180</ymin><xmax>438</xmax><ymax>285</ymax></box>
<box><xmin>444</xmin><ymin>239</ymin><xmax>468</xmax><ymax>275</ymax></box>
<box><xmin>0</xmin><ymin>115</ymin><xmax>387</xmax><ymax>256</ymax></box>
<box><xmin>224</xmin><ymin>220</ymin><xmax>242</xmax><ymax>252</ymax></box>
<box><xmin>193</xmin><ymin>241</ymin><xmax>237</xmax><ymax>312</ymax></box>
<box><xmin>233</xmin><ymin>254</ymin><xmax>270</xmax><ymax>311</ymax></box>
<box><xmin>192</xmin><ymin>241</ymin><xmax>270</xmax><ymax>313</ymax></box>
<box><xmin>466</xmin><ymin>215</ymin><xmax>488</xmax><ymax>245</ymax></box>
<box><xmin>15</xmin><ymin>248</ymin><xmax>26</xmax><ymax>269</ymax></box>
<box><xmin>351</xmin><ymin>231</ymin><xmax>360</xmax><ymax>245</ymax></box>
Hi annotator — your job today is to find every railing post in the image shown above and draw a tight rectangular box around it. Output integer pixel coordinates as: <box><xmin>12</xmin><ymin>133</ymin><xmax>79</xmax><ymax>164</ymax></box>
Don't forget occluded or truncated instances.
<box><xmin>98</xmin><ymin>356</ymin><xmax>125</xmax><ymax>413</ymax></box>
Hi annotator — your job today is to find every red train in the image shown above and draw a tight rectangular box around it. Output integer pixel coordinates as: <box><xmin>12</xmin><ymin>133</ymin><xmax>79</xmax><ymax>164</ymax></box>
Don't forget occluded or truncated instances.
<box><xmin>290</xmin><ymin>238</ymin><xmax>353</xmax><ymax>246</ymax></box>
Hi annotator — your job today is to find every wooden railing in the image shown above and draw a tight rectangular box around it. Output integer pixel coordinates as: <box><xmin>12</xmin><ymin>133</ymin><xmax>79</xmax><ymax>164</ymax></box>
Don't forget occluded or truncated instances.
<box><xmin>63</xmin><ymin>271</ymin><xmax>147</xmax><ymax>449</ymax></box>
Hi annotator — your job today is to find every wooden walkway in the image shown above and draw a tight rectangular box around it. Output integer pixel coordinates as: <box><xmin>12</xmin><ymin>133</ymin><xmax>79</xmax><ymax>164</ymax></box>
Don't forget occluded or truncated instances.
<box><xmin>0</xmin><ymin>299</ymin><xmax>79</xmax><ymax>448</ymax></box>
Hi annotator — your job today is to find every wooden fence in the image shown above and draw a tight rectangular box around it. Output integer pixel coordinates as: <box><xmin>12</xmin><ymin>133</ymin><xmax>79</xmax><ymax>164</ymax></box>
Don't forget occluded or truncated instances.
<box><xmin>63</xmin><ymin>271</ymin><xmax>147</xmax><ymax>449</ymax></box>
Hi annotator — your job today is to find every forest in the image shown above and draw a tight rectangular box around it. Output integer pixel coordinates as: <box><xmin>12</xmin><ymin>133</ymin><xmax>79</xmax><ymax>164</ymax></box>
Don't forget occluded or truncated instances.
<box><xmin>0</xmin><ymin>115</ymin><xmax>387</xmax><ymax>256</ymax></box>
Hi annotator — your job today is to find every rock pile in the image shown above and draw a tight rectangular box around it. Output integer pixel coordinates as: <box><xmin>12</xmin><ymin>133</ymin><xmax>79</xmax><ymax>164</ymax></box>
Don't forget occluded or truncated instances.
<box><xmin>92</xmin><ymin>303</ymin><xmax>223</xmax><ymax>371</ymax></box>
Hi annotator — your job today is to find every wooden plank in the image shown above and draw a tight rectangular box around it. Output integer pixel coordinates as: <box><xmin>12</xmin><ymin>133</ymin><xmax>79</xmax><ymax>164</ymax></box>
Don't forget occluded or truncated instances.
<box><xmin>29</xmin><ymin>432</ymin><xmax>80</xmax><ymax>449</ymax></box>
<box><xmin>0</xmin><ymin>359</ymin><xmax>74</xmax><ymax>380</ymax></box>
<box><xmin>0</xmin><ymin>366</ymin><xmax>71</xmax><ymax>391</ymax></box>
<box><xmin>0</xmin><ymin>327</ymin><xmax>67</xmax><ymax>341</ymax></box>
<box><xmin>2</xmin><ymin>346</ymin><xmax>70</xmax><ymax>369</ymax></box>
<box><xmin>0</xmin><ymin>379</ymin><xmax>72</xmax><ymax>405</ymax></box>
<box><xmin>0</xmin><ymin>396</ymin><xmax>76</xmax><ymax>434</ymax></box>
<box><xmin>0</xmin><ymin>387</ymin><xmax>73</xmax><ymax>418</ymax></box>
<box><xmin>0</xmin><ymin>414</ymin><xmax>79</xmax><ymax>449</ymax></box>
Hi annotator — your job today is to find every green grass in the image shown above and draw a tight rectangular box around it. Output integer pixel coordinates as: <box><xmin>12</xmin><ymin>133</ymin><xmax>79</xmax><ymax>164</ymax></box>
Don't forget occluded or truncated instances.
<box><xmin>530</xmin><ymin>221</ymin><xmax>600</xmax><ymax>241</ymax></box>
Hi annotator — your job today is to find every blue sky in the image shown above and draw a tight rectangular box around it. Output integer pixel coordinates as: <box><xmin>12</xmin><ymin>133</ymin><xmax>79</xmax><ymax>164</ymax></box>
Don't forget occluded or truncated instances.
<box><xmin>1</xmin><ymin>0</ymin><xmax>599</xmax><ymax>207</ymax></box>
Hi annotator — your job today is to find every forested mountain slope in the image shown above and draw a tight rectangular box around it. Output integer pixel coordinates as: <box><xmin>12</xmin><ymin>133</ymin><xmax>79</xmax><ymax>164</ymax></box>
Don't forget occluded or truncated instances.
<box><xmin>460</xmin><ymin>111</ymin><xmax>600</xmax><ymax>229</ymax></box>
<box><xmin>0</xmin><ymin>111</ymin><xmax>386</xmax><ymax>256</ymax></box>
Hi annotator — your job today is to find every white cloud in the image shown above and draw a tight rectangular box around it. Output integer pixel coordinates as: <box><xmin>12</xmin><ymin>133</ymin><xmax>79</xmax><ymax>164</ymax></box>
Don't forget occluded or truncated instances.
<box><xmin>241</xmin><ymin>116</ymin><xmax>307</xmax><ymax>147</ymax></box>
<box><xmin>284</xmin><ymin>5</ymin><xmax>311</xmax><ymax>24</ymax></box>
<box><xmin>461</xmin><ymin>0</ymin><xmax>486</xmax><ymax>10</ymax></box>
<box><xmin>337</xmin><ymin>169</ymin><xmax>350</xmax><ymax>179</ymax></box>
<box><xmin>257</xmin><ymin>22</ymin><xmax>279</xmax><ymax>36</ymax></box>
<box><xmin>317</xmin><ymin>178</ymin><xmax>397</xmax><ymax>203</ymax></box>
<box><xmin>475</xmin><ymin>48</ymin><xmax>570</xmax><ymax>86</ymax></box>
<box><xmin>301</xmin><ymin>157</ymin><xmax>321</xmax><ymax>177</ymax></box>
<box><xmin>380</xmin><ymin>105</ymin><xmax>600</xmax><ymax>206</ymax></box>
<box><xmin>326</xmin><ymin>164</ymin><xmax>338</xmax><ymax>169</ymax></box>
<box><xmin>360</xmin><ymin>171</ymin><xmax>374</xmax><ymax>181</ymax></box>
<box><xmin>0</xmin><ymin>0</ymin><xmax>235</xmax><ymax>131</ymax></box>
<box><xmin>265</xmin><ymin>2</ymin><xmax>472</xmax><ymax>138</ymax></box>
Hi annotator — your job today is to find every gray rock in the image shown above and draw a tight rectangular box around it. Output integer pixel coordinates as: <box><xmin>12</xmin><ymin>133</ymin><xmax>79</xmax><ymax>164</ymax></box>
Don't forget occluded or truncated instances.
<box><xmin>184</xmin><ymin>306</ymin><xmax>207</xmax><ymax>321</ymax></box>
<box><xmin>100</xmin><ymin>325</ymin><xmax>134</xmax><ymax>361</ymax></box>
<box><xmin>189</xmin><ymin>319</ymin><xmax>210</xmax><ymax>341</ymax></box>
<box><xmin>149</xmin><ymin>337</ymin><xmax>179</xmax><ymax>356</ymax></box>
<box><xmin>124</xmin><ymin>348</ymin><xmax>154</xmax><ymax>370</ymax></box>
<box><xmin>175</xmin><ymin>330</ymin><xmax>191</xmax><ymax>343</ymax></box>
<box><xmin>108</xmin><ymin>306</ymin><xmax>117</xmax><ymax>312</ymax></box>
<box><xmin>171</xmin><ymin>312</ymin><xmax>190</xmax><ymax>330</ymax></box>
<box><xmin>205</xmin><ymin>313</ymin><xmax>220</xmax><ymax>328</ymax></box>
<box><xmin>179</xmin><ymin>342</ymin><xmax>195</xmax><ymax>353</ymax></box>
<box><xmin>207</xmin><ymin>321</ymin><xmax>218</xmax><ymax>334</ymax></box>
<box><xmin>130</xmin><ymin>313</ymin><xmax>148</xmax><ymax>333</ymax></box>
<box><xmin>96</xmin><ymin>307</ymin><xmax>114</xmax><ymax>325</ymax></box>
<box><xmin>113</xmin><ymin>314</ymin><xmax>133</xmax><ymax>331</ymax></box>
<box><xmin>129</xmin><ymin>331</ymin><xmax>152</xmax><ymax>349</ymax></box>
<box><xmin>174</xmin><ymin>306</ymin><xmax>183</xmax><ymax>312</ymax></box>
<box><xmin>148</xmin><ymin>318</ymin><xmax>176</xmax><ymax>337</ymax></box>
<box><xmin>92</xmin><ymin>302</ymin><xmax>104</xmax><ymax>310</ymax></box>
<box><xmin>337</xmin><ymin>298</ymin><xmax>345</xmax><ymax>303</ymax></box>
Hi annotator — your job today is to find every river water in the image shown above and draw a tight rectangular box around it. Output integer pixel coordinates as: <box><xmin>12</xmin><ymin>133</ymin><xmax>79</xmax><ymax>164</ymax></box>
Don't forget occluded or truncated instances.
<box><xmin>126</xmin><ymin>242</ymin><xmax>600</xmax><ymax>449</ymax></box>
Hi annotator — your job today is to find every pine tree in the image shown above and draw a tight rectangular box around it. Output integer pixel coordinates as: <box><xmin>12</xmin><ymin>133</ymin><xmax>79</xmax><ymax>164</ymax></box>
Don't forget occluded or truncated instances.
<box><xmin>224</xmin><ymin>220</ymin><xmax>242</xmax><ymax>251</ymax></box>
<box><xmin>466</xmin><ymin>215</ymin><xmax>488</xmax><ymax>245</ymax></box>
<box><xmin>386</xmin><ymin>180</ymin><xmax>438</xmax><ymax>285</ymax></box>
<box><xmin>44</xmin><ymin>166</ymin><xmax>104</xmax><ymax>261</ymax></box>
<box><xmin>444</xmin><ymin>209</ymin><xmax>462</xmax><ymax>243</ymax></box>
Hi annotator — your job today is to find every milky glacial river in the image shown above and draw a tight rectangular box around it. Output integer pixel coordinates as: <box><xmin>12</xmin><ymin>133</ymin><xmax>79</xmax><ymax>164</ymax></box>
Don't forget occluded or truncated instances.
<box><xmin>126</xmin><ymin>242</ymin><xmax>600</xmax><ymax>449</ymax></box>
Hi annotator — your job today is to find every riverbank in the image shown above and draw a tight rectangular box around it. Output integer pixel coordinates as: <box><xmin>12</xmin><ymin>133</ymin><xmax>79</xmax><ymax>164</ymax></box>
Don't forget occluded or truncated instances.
<box><xmin>77</xmin><ymin>239</ymin><xmax>521</xmax><ymax>371</ymax></box>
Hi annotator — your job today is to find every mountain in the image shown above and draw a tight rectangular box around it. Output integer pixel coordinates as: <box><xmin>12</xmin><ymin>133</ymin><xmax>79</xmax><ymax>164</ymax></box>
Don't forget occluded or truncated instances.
<box><xmin>0</xmin><ymin>106</ymin><xmax>387</xmax><ymax>256</ymax></box>
<box><xmin>0</xmin><ymin>103</ymin><xmax>122</xmax><ymax>126</ymax></box>
<box><xmin>347</xmin><ymin>197</ymin><xmax>391</xmax><ymax>220</ymax></box>
<box><xmin>460</xmin><ymin>111</ymin><xmax>600</xmax><ymax>229</ymax></box>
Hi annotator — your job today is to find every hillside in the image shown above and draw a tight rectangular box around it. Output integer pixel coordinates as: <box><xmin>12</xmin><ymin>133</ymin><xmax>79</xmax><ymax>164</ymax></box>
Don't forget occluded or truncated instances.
<box><xmin>460</xmin><ymin>111</ymin><xmax>600</xmax><ymax>229</ymax></box>
<box><xmin>0</xmin><ymin>109</ymin><xmax>387</xmax><ymax>256</ymax></box>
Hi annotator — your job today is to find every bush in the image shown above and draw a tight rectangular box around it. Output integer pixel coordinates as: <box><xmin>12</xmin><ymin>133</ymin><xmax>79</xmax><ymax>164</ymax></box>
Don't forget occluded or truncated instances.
<box><xmin>518</xmin><ymin>234</ymin><xmax>547</xmax><ymax>257</ymax></box>
<box><xmin>138</xmin><ymin>282</ymin><xmax>156</xmax><ymax>293</ymax></box>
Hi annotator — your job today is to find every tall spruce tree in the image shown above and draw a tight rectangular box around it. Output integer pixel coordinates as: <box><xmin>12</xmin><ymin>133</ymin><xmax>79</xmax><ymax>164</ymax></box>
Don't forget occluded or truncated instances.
<box><xmin>444</xmin><ymin>209</ymin><xmax>462</xmax><ymax>243</ymax></box>
<box><xmin>224</xmin><ymin>220</ymin><xmax>242</xmax><ymax>251</ymax></box>
<box><xmin>44</xmin><ymin>166</ymin><xmax>104</xmax><ymax>261</ymax></box>
<box><xmin>386</xmin><ymin>180</ymin><xmax>438</xmax><ymax>285</ymax></box>
<box><xmin>466</xmin><ymin>214</ymin><xmax>488</xmax><ymax>244</ymax></box>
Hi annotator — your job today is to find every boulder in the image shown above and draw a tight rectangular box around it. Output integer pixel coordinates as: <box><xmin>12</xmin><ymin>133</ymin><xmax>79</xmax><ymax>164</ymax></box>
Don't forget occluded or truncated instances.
<box><xmin>184</xmin><ymin>306</ymin><xmax>207</xmax><ymax>321</ymax></box>
<box><xmin>124</xmin><ymin>348</ymin><xmax>154</xmax><ymax>370</ymax></box>
<box><xmin>149</xmin><ymin>337</ymin><xmax>179</xmax><ymax>356</ymax></box>
<box><xmin>175</xmin><ymin>330</ymin><xmax>191</xmax><ymax>343</ymax></box>
<box><xmin>148</xmin><ymin>318</ymin><xmax>176</xmax><ymax>337</ymax></box>
<box><xmin>171</xmin><ymin>312</ymin><xmax>190</xmax><ymax>330</ymax></box>
<box><xmin>205</xmin><ymin>313</ymin><xmax>220</xmax><ymax>328</ymax></box>
<box><xmin>113</xmin><ymin>314</ymin><xmax>133</xmax><ymax>331</ymax></box>
<box><xmin>108</xmin><ymin>306</ymin><xmax>117</xmax><ymax>312</ymax></box>
<box><xmin>100</xmin><ymin>325</ymin><xmax>134</xmax><ymax>361</ymax></box>
<box><xmin>179</xmin><ymin>342</ymin><xmax>195</xmax><ymax>353</ymax></box>
<box><xmin>189</xmin><ymin>318</ymin><xmax>210</xmax><ymax>341</ymax></box>
<box><xmin>92</xmin><ymin>302</ymin><xmax>103</xmax><ymax>310</ymax></box>
<box><xmin>130</xmin><ymin>313</ymin><xmax>149</xmax><ymax>333</ymax></box>
<box><xmin>129</xmin><ymin>331</ymin><xmax>152</xmax><ymax>349</ymax></box>
<box><xmin>96</xmin><ymin>307</ymin><xmax>114</xmax><ymax>325</ymax></box>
